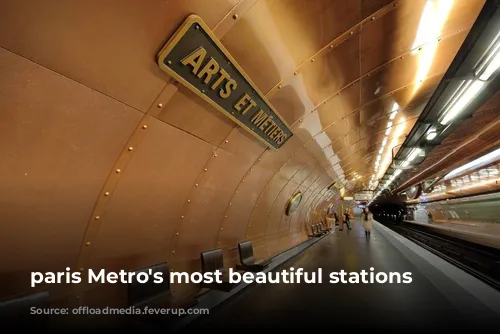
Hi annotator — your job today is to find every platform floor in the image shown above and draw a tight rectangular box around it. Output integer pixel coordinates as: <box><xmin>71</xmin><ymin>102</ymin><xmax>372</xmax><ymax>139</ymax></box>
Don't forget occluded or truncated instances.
<box><xmin>180</xmin><ymin>218</ymin><xmax>500</xmax><ymax>332</ymax></box>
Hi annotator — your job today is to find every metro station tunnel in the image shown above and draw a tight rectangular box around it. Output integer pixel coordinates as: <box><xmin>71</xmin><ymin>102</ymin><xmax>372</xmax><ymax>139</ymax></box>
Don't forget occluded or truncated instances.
<box><xmin>2</xmin><ymin>0</ymin><xmax>500</xmax><ymax>332</ymax></box>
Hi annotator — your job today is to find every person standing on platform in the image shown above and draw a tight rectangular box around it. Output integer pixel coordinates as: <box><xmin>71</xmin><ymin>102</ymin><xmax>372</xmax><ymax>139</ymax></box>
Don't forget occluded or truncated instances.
<box><xmin>333</xmin><ymin>212</ymin><xmax>340</xmax><ymax>231</ymax></box>
<box><xmin>343</xmin><ymin>211</ymin><xmax>352</xmax><ymax>230</ymax></box>
<box><xmin>362</xmin><ymin>208</ymin><xmax>372</xmax><ymax>237</ymax></box>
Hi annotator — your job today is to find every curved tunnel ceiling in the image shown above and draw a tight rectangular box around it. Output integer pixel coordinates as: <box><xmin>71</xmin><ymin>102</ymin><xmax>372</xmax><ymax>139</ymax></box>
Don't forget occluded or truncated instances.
<box><xmin>0</xmin><ymin>0</ymin><xmax>489</xmax><ymax>302</ymax></box>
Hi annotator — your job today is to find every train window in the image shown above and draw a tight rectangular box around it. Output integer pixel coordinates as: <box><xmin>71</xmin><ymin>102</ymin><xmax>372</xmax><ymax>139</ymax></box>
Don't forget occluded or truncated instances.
<box><xmin>487</xmin><ymin>166</ymin><xmax>499</xmax><ymax>176</ymax></box>
<box><xmin>479</xmin><ymin>169</ymin><xmax>489</xmax><ymax>179</ymax></box>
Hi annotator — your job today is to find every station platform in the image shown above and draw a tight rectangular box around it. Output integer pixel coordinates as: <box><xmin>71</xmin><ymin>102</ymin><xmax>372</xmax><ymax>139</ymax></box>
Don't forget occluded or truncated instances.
<box><xmin>178</xmin><ymin>218</ymin><xmax>500</xmax><ymax>332</ymax></box>
<box><xmin>405</xmin><ymin>219</ymin><xmax>500</xmax><ymax>250</ymax></box>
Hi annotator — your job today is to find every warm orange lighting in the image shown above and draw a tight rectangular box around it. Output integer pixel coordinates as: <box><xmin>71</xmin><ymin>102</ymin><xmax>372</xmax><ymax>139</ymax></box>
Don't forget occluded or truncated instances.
<box><xmin>411</xmin><ymin>0</ymin><xmax>453</xmax><ymax>95</ymax></box>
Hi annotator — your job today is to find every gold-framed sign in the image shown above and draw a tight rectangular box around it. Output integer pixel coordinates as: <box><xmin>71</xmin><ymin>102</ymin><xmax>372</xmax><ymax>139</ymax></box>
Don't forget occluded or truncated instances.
<box><xmin>285</xmin><ymin>191</ymin><xmax>303</xmax><ymax>216</ymax></box>
<box><xmin>157</xmin><ymin>15</ymin><xmax>293</xmax><ymax>150</ymax></box>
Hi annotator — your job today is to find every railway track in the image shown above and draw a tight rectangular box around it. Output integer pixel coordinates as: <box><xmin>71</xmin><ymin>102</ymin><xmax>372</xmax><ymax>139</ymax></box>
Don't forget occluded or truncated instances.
<box><xmin>380</xmin><ymin>220</ymin><xmax>500</xmax><ymax>292</ymax></box>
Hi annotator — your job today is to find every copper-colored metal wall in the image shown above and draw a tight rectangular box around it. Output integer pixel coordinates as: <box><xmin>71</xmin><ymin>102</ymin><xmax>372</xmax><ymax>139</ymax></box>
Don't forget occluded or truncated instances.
<box><xmin>0</xmin><ymin>0</ymin><xmax>485</xmax><ymax>308</ymax></box>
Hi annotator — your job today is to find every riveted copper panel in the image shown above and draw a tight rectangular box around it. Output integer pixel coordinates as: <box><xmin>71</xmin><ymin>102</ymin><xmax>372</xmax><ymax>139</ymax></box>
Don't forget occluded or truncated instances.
<box><xmin>268</xmin><ymin>35</ymin><xmax>361</xmax><ymax>124</ymax></box>
<box><xmin>0</xmin><ymin>48</ymin><xmax>142</xmax><ymax>299</ymax></box>
<box><xmin>87</xmin><ymin>117</ymin><xmax>213</xmax><ymax>273</ymax></box>
<box><xmin>279</xmin><ymin>148</ymin><xmax>312</xmax><ymax>180</ymax></box>
<box><xmin>153</xmin><ymin>86</ymin><xmax>235</xmax><ymax>146</ymax></box>
<box><xmin>247</xmin><ymin>173</ymin><xmax>289</xmax><ymax>239</ymax></box>
<box><xmin>172</xmin><ymin>148</ymin><xmax>252</xmax><ymax>262</ymax></box>
<box><xmin>218</xmin><ymin>165</ymin><xmax>275</xmax><ymax>247</ymax></box>
<box><xmin>221</xmin><ymin>0</ymin><xmax>362</xmax><ymax>94</ymax></box>
<box><xmin>0</xmin><ymin>0</ymin><xmax>239</xmax><ymax>111</ymax></box>
<box><xmin>266</xmin><ymin>182</ymin><xmax>302</xmax><ymax>236</ymax></box>
<box><xmin>256</xmin><ymin>135</ymin><xmax>303</xmax><ymax>171</ymax></box>
<box><xmin>222</xmin><ymin>127</ymin><xmax>268</xmax><ymax>163</ymax></box>
<box><xmin>363</xmin><ymin>31</ymin><xmax>468</xmax><ymax>104</ymax></box>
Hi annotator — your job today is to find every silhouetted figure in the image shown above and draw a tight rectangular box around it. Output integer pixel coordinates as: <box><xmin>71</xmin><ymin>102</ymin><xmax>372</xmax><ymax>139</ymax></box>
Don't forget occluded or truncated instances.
<box><xmin>333</xmin><ymin>212</ymin><xmax>340</xmax><ymax>231</ymax></box>
<box><xmin>343</xmin><ymin>211</ymin><xmax>352</xmax><ymax>230</ymax></box>
<box><xmin>362</xmin><ymin>208</ymin><xmax>372</xmax><ymax>237</ymax></box>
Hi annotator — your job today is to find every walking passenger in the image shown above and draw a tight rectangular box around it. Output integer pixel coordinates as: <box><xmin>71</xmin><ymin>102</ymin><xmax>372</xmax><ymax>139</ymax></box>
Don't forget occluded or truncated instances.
<box><xmin>333</xmin><ymin>212</ymin><xmax>340</xmax><ymax>231</ymax></box>
<box><xmin>362</xmin><ymin>208</ymin><xmax>372</xmax><ymax>237</ymax></box>
<box><xmin>343</xmin><ymin>211</ymin><xmax>352</xmax><ymax>230</ymax></box>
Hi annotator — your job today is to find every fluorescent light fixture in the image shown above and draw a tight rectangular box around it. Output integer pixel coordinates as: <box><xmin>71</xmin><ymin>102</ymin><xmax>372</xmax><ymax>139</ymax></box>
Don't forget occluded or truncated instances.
<box><xmin>387</xmin><ymin>121</ymin><xmax>393</xmax><ymax>128</ymax></box>
<box><xmin>389</xmin><ymin>111</ymin><xmax>397</xmax><ymax>120</ymax></box>
<box><xmin>478</xmin><ymin>34</ymin><xmax>500</xmax><ymax>80</ymax></box>
<box><xmin>392</xmin><ymin>102</ymin><xmax>399</xmax><ymax>112</ymax></box>
<box><xmin>479</xmin><ymin>50</ymin><xmax>500</xmax><ymax>80</ymax></box>
<box><xmin>426</xmin><ymin>130</ymin><xmax>437</xmax><ymax>140</ymax></box>
<box><xmin>381</xmin><ymin>138</ymin><xmax>388</xmax><ymax>146</ymax></box>
<box><xmin>379</xmin><ymin>147</ymin><xmax>384</xmax><ymax>154</ymax></box>
<box><xmin>440</xmin><ymin>80</ymin><xmax>485</xmax><ymax>125</ymax></box>
<box><xmin>385</xmin><ymin>127</ymin><xmax>391</xmax><ymax>135</ymax></box>
<box><xmin>394</xmin><ymin>169</ymin><xmax>402</xmax><ymax>176</ymax></box>
<box><xmin>407</xmin><ymin>148</ymin><xmax>422</xmax><ymax>163</ymax></box>
<box><xmin>444</xmin><ymin>147</ymin><xmax>500</xmax><ymax>180</ymax></box>
<box><xmin>343</xmin><ymin>196</ymin><xmax>353</xmax><ymax>201</ymax></box>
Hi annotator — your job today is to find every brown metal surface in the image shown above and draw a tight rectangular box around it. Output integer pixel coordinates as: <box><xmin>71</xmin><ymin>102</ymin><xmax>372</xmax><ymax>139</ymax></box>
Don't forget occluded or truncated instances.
<box><xmin>0</xmin><ymin>0</ymin><xmax>488</xmax><ymax>312</ymax></box>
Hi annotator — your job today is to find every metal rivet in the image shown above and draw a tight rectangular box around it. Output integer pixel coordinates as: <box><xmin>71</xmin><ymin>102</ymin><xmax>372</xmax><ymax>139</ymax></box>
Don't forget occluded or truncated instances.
<box><xmin>128</xmin><ymin>146</ymin><xmax>134</xmax><ymax>151</ymax></box>
<box><xmin>176</xmin><ymin>232</ymin><xmax>179</xmax><ymax>236</ymax></box>
<box><xmin>224</xmin><ymin>215</ymin><xmax>227</xmax><ymax>218</ymax></box>
<box><xmin>80</xmin><ymin>268</ymin><xmax>84</xmax><ymax>272</ymax></box>
<box><xmin>221</xmin><ymin>228</ymin><xmax>223</xmax><ymax>231</ymax></box>
<box><xmin>166</xmin><ymin>61</ymin><xmax>171</xmax><ymax>66</ymax></box>
<box><xmin>330</xmin><ymin>45</ymin><xmax>333</xmax><ymax>48</ymax></box>
<box><xmin>116</xmin><ymin>169</ymin><xmax>121</xmax><ymax>173</ymax></box>
<box><xmin>229</xmin><ymin>203</ymin><xmax>232</xmax><ymax>206</ymax></box>
<box><xmin>235</xmin><ymin>190</ymin><xmax>238</xmax><ymax>194</ymax></box>
<box><xmin>311</xmin><ymin>59</ymin><xmax>315</xmax><ymax>62</ymax></box>
<box><xmin>181</xmin><ymin>216</ymin><xmax>184</xmax><ymax>219</ymax></box>
<box><xmin>85</xmin><ymin>242</ymin><xmax>91</xmax><ymax>246</ymax></box>
<box><xmin>173</xmin><ymin>289</ymin><xmax>176</xmax><ymax>292</ymax></box>
<box><xmin>278</xmin><ymin>85</ymin><xmax>282</xmax><ymax>89</ymax></box>
<box><xmin>142</xmin><ymin>125</ymin><xmax>148</xmax><ymax>129</ymax></box>
<box><xmin>294</xmin><ymin>72</ymin><xmax>298</xmax><ymax>75</ymax></box>
<box><xmin>225</xmin><ymin>140</ymin><xmax>229</xmax><ymax>143</ymax></box>
<box><xmin>371</xmin><ymin>16</ymin><xmax>375</xmax><ymax>20</ymax></box>
<box><xmin>258</xmin><ymin>159</ymin><xmax>261</xmax><ymax>162</ymax></box>
<box><xmin>76</xmin><ymin>296</ymin><xmax>80</xmax><ymax>300</ymax></box>
<box><xmin>204</xmin><ymin>168</ymin><xmax>208</xmax><ymax>171</ymax></box>
<box><xmin>195</xmin><ymin>25</ymin><xmax>199</xmax><ymax>30</ymax></box>
<box><xmin>104</xmin><ymin>192</ymin><xmax>110</xmax><ymax>196</ymax></box>
<box><xmin>195</xmin><ymin>183</ymin><xmax>199</xmax><ymax>187</ymax></box>
<box><xmin>172</xmin><ymin>250</ymin><xmax>175</xmax><ymax>254</ymax></box>
<box><xmin>158</xmin><ymin>103</ymin><xmax>163</xmax><ymax>108</ymax></box>
<box><xmin>250</xmin><ymin>169</ymin><xmax>253</xmax><ymax>172</ymax></box>
<box><xmin>233</xmin><ymin>14</ymin><xmax>238</xmax><ymax>19</ymax></box>
<box><xmin>187</xmin><ymin>199</ymin><xmax>191</xmax><ymax>203</ymax></box>
<box><xmin>350</xmin><ymin>31</ymin><xmax>354</xmax><ymax>35</ymax></box>
<box><xmin>201</xmin><ymin>89</ymin><xmax>205</xmax><ymax>93</ymax></box>
<box><xmin>242</xmin><ymin>179</ymin><xmax>245</xmax><ymax>182</ymax></box>
<box><xmin>95</xmin><ymin>216</ymin><xmax>100</xmax><ymax>220</ymax></box>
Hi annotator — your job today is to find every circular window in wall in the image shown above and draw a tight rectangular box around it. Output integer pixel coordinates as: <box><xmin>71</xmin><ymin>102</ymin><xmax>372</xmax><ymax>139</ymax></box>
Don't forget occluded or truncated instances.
<box><xmin>285</xmin><ymin>191</ymin><xmax>303</xmax><ymax>216</ymax></box>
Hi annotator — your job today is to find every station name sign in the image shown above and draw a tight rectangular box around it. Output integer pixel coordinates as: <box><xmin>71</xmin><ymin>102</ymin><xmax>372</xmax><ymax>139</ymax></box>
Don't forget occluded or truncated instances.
<box><xmin>157</xmin><ymin>15</ymin><xmax>292</xmax><ymax>149</ymax></box>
